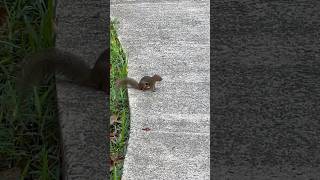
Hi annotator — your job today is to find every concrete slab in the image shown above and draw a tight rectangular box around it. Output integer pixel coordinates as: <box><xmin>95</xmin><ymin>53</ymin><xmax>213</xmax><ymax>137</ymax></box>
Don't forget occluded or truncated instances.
<box><xmin>111</xmin><ymin>0</ymin><xmax>210</xmax><ymax>179</ymax></box>
<box><xmin>55</xmin><ymin>1</ymin><xmax>109</xmax><ymax>179</ymax></box>
<box><xmin>211</xmin><ymin>1</ymin><xmax>320</xmax><ymax>179</ymax></box>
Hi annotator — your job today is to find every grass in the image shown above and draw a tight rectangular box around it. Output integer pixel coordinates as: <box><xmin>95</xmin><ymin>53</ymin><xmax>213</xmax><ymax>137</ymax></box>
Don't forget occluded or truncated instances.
<box><xmin>110</xmin><ymin>19</ymin><xmax>131</xmax><ymax>179</ymax></box>
<box><xmin>0</xmin><ymin>0</ymin><xmax>60</xmax><ymax>179</ymax></box>
<box><xmin>0</xmin><ymin>0</ymin><xmax>131</xmax><ymax>179</ymax></box>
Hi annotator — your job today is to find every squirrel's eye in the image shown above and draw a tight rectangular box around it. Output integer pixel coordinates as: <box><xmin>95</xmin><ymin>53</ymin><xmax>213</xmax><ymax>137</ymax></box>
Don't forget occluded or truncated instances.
<box><xmin>145</xmin><ymin>83</ymin><xmax>149</xmax><ymax>86</ymax></box>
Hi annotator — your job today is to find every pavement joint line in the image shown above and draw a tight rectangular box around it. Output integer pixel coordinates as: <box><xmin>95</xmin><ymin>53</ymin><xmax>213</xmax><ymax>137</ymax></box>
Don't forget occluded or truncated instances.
<box><xmin>130</xmin><ymin>131</ymin><xmax>210</xmax><ymax>136</ymax></box>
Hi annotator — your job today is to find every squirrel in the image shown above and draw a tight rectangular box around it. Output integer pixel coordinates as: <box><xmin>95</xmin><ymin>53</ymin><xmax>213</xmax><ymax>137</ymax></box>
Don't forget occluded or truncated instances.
<box><xmin>116</xmin><ymin>74</ymin><xmax>162</xmax><ymax>92</ymax></box>
<box><xmin>16</xmin><ymin>47</ymin><xmax>109</xmax><ymax>93</ymax></box>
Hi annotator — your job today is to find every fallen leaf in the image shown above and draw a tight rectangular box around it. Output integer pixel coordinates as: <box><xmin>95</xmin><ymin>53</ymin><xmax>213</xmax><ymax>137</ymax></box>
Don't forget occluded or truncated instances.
<box><xmin>0</xmin><ymin>6</ymin><xmax>7</xmax><ymax>27</ymax></box>
<box><xmin>142</xmin><ymin>127</ymin><xmax>151</xmax><ymax>131</ymax></box>
<box><xmin>110</xmin><ymin>114</ymin><xmax>119</xmax><ymax>125</ymax></box>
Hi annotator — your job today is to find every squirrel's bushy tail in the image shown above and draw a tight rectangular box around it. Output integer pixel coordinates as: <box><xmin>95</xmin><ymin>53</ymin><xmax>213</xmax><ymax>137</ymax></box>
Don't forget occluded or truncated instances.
<box><xmin>116</xmin><ymin>77</ymin><xmax>140</xmax><ymax>89</ymax></box>
<box><xmin>16</xmin><ymin>48</ymin><xmax>91</xmax><ymax>91</ymax></box>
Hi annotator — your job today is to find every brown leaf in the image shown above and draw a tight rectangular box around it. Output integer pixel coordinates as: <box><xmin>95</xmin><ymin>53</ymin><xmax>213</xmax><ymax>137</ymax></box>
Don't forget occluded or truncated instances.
<box><xmin>142</xmin><ymin>127</ymin><xmax>151</xmax><ymax>131</ymax></box>
<box><xmin>109</xmin><ymin>131</ymin><xmax>118</xmax><ymax>143</ymax></box>
<box><xmin>0</xmin><ymin>167</ymin><xmax>21</xmax><ymax>180</ymax></box>
<box><xmin>0</xmin><ymin>6</ymin><xmax>7</xmax><ymax>27</ymax></box>
<box><xmin>110</xmin><ymin>114</ymin><xmax>119</xmax><ymax>125</ymax></box>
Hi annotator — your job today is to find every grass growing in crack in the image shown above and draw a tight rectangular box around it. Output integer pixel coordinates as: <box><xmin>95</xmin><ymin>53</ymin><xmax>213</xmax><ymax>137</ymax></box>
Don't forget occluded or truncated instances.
<box><xmin>0</xmin><ymin>0</ymin><xmax>60</xmax><ymax>179</ymax></box>
<box><xmin>110</xmin><ymin>19</ymin><xmax>131</xmax><ymax>179</ymax></box>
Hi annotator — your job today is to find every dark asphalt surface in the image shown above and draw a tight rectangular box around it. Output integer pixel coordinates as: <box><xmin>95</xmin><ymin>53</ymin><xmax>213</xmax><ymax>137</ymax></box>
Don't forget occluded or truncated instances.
<box><xmin>211</xmin><ymin>1</ymin><xmax>320</xmax><ymax>179</ymax></box>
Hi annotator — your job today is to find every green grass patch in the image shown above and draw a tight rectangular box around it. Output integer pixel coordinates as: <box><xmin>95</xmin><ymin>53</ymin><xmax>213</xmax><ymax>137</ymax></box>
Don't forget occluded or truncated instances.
<box><xmin>0</xmin><ymin>1</ymin><xmax>128</xmax><ymax>179</ymax></box>
<box><xmin>110</xmin><ymin>19</ymin><xmax>131</xmax><ymax>179</ymax></box>
<box><xmin>0</xmin><ymin>0</ymin><xmax>60</xmax><ymax>179</ymax></box>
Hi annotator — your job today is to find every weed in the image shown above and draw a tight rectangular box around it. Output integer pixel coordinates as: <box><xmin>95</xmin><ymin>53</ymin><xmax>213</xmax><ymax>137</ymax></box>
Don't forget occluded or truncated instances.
<box><xmin>0</xmin><ymin>0</ymin><xmax>60</xmax><ymax>179</ymax></box>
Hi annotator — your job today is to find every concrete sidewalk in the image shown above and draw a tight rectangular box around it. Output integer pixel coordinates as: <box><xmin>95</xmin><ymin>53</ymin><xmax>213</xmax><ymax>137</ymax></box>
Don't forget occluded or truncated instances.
<box><xmin>55</xmin><ymin>1</ymin><xmax>109</xmax><ymax>179</ymax></box>
<box><xmin>211</xmin><ymin>1</ymin><xmax>320</xmax><ymax>179</ymax></box>
<box><xmin>111</xmin><ymin>0</ymin><xmax>210</xmax><ymax>179</ymax></box>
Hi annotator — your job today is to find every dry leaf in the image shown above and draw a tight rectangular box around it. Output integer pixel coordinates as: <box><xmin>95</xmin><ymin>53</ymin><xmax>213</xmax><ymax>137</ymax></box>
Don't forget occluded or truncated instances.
<box><xmin>142</xmin><ymin>127</ymin><xmax>151</xmax><ymax>131</ymax></box>
<box><xmin>110</xmin><ymin>114</ymin><xmax>119</xmax><ymax>125</ymax></box>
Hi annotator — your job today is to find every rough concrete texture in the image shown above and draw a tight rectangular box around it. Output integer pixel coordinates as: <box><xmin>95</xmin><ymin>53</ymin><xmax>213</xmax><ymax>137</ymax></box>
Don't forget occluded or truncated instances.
<box><xmin>55</xmin><ymin>0</ymin><xmax>109</xmax><ymax>179</ymax></box>
<box><xmin>212</xmin><ymin>1</ymin><xmax>320</xmax><ymax>179</ymax></box>
<box><xmin>111</xmin><ymin>0</ymin><xmax>210</xmax><ymax>179</ymax></box>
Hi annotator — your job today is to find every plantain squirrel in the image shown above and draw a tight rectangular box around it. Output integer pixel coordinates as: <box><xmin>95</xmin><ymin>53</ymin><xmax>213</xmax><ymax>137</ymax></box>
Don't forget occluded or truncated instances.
<box><xmin>116</xmin><ymin>74</ymin><xmax>162</xmax><ymax>92</ymax></box>
<box><xmin>16</xmin><ymin>48</ymin><xmax>109</xmax><ymax>93</ymax></box>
